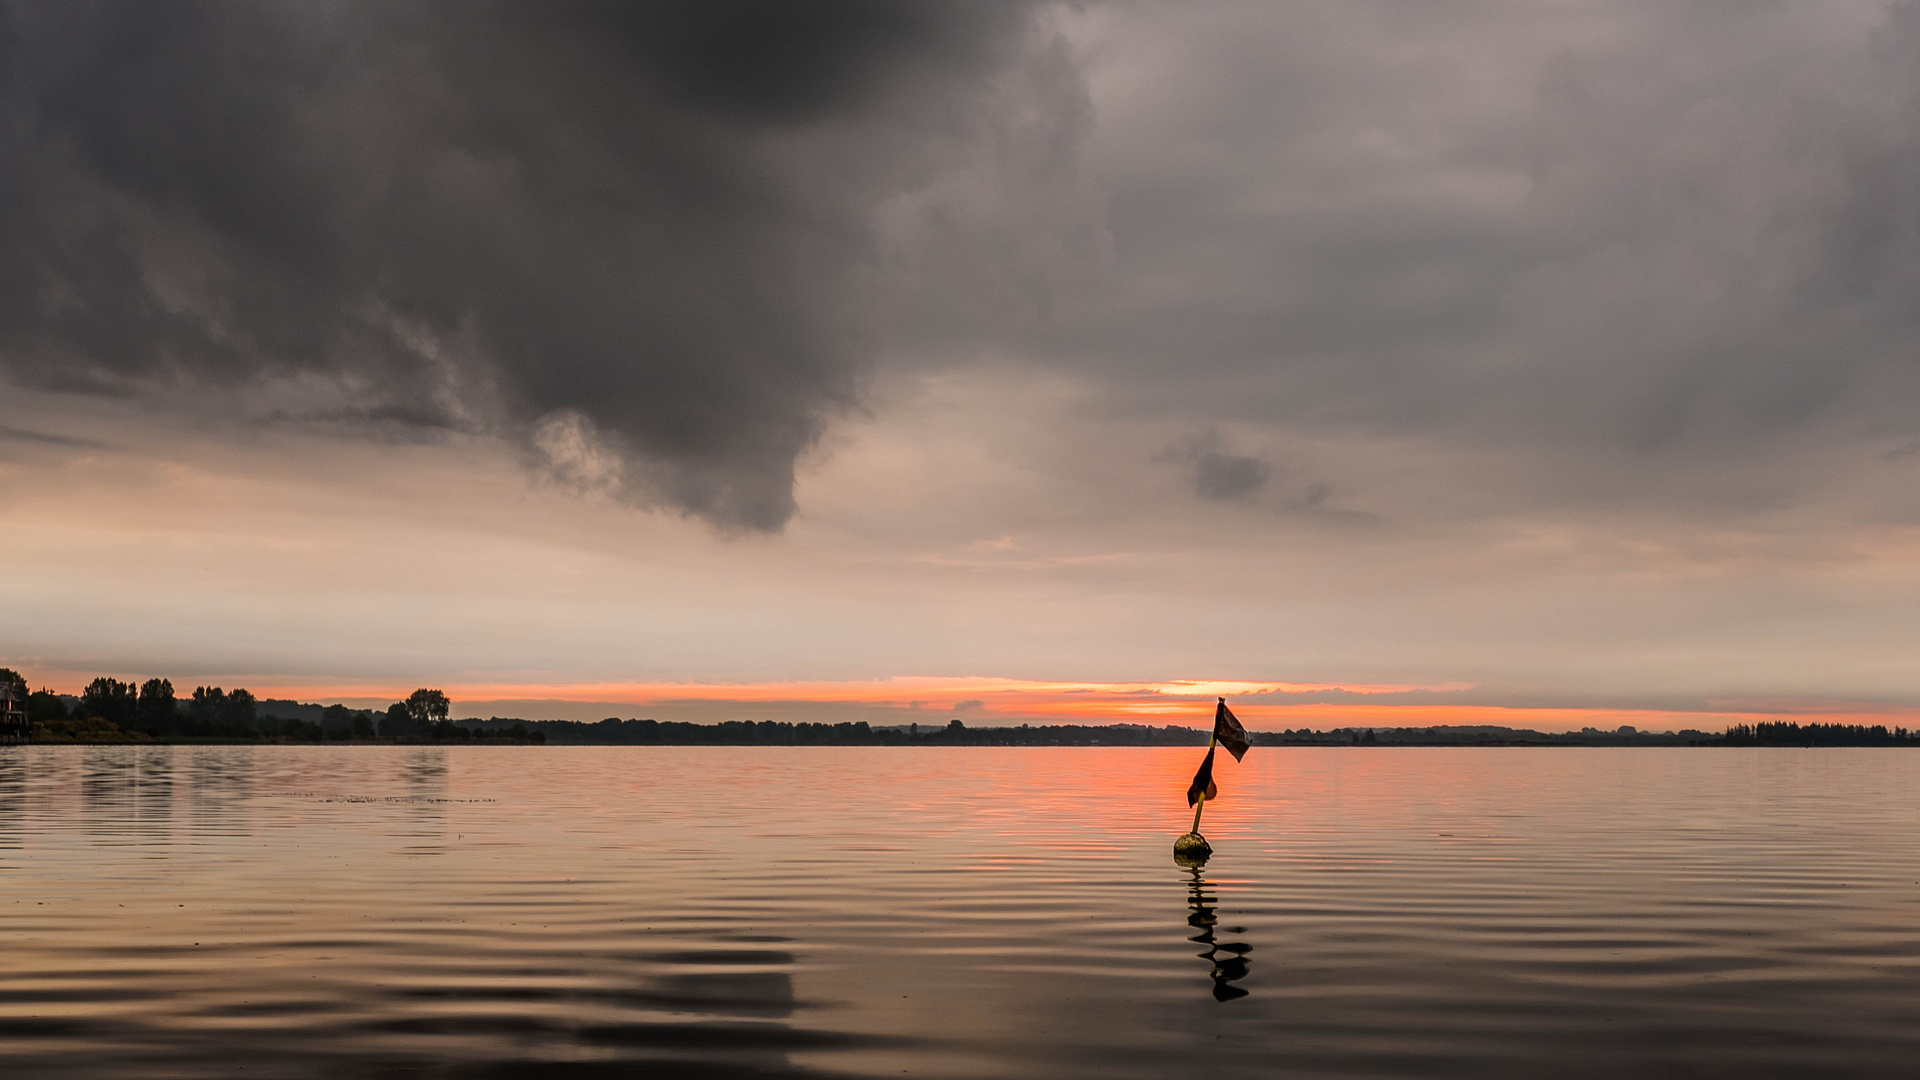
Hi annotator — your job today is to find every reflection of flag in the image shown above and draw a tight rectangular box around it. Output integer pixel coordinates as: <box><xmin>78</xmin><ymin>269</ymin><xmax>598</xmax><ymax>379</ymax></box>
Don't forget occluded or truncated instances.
<box><xmin>1214</xmin><ymin>699</ymin><xmax>1250</xmax><ymax>761</ymax></box>
<box><xmin>1186</xmin><ymin>745</ymin><xmax>1218</xmax><ymax>807</ymax></box>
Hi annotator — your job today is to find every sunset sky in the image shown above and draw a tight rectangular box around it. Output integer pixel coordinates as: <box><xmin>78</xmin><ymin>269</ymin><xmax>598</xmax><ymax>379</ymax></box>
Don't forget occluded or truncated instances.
<box><xmin>7</xmin><ymin>1</ymin><xmax>1920</xmax><ymax>731</ymax></box>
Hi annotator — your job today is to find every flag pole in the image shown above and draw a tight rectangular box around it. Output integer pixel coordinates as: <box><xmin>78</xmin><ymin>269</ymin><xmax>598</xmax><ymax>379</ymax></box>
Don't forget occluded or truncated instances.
<box><xmin>1189</xmin><ymin>730</ymin><xmax>1218</xmax><ymax>834</ymax></box>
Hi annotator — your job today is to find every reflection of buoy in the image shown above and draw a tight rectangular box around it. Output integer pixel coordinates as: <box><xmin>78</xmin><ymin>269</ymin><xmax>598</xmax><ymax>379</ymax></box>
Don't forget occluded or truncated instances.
<box><xmin>1173</xmin><ymin>831</ymin><xmax>1212</xmax><ymax>866</ymax></box>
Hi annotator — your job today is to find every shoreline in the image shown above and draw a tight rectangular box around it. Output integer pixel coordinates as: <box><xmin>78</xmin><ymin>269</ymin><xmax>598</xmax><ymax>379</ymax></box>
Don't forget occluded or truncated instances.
<box><xmin>11</xmin><ymin>716</ymin><xmax>1903</xmax><ymax>749</ymax></box>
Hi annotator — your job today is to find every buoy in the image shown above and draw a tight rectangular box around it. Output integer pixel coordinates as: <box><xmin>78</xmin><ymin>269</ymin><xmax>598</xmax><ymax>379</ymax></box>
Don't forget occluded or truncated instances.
<box><xmin>1173</xmin><ymin>831</ymin><xmax>1212</xmax><ymax>866</ymax></box>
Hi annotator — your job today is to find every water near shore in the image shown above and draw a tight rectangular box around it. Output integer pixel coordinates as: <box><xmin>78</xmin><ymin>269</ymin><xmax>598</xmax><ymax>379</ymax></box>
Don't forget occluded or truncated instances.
<box><xmin>3</xmin><ymin>745</ymin><xmax>1920</xmax><ymax>1078</ymax></box>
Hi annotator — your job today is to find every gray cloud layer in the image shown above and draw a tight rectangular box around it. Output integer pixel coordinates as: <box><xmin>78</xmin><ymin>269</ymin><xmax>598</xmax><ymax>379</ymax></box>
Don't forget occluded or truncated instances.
<box><xmin>9</xmin><ymin>0</ymin><xmax>1920</xmax><ymax>540</ymax></box>
<box><xmin>0</xmin><ymin>0</ymin><xmax>1051</xmax><ymax>529</ymax></box>
<box><xmin>1055</xmin><ymin>1</ymin><xmax>1920</xmax><ymax>526</ymax></box>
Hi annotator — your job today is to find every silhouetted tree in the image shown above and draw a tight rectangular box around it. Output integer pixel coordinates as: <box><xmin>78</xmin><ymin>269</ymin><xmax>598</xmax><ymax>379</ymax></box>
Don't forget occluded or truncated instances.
<box><xmin>190</xmin><ymin>687</ymin><xmax>227</xmax><ymax>728</ymax></box>
<box><xmin>0</xmin><ymin>668</ymin><xmax>26</xmax><ymax>699</ymax></box>
<box><xmin>179</xmin><ymin>685</ymin><xmax>258</xmax><ymax>736</ymax></box>
<box><xmin>81</xmin><ymin>677</ymin><xmax>138</xmax><ymax>727</ymax></box>
<box><xmin>405</xmin><ymin>689</ymin><xmax>451</xmax><ymax>729</ymax></box>
<box><xmin>137</xmin><ymin>678</ymin><xmax>176</xmax><ymax>731</ymax></box>
<box><xmin>320</xmin><ymin>703</ymin><xmax>355</xmax><ymax>739</ymax></box>
<box><xmin>351</xmin><ymin>713</ymin><xmax>375</xmax><ymax>739</ymax></box>
<box><xmin>26</xmin><ymin>690</ymin><xmax>66</xmax><ymax>723</ymax></box>
<box><xmin>379</xmin><ymin>701</ymin><xmax>414</xmax><ymax>738</ymax></box>
<box><xmin>220</xmin><ymin>689</ymin><xmax>257</xmax><ymax>733</ymax></box>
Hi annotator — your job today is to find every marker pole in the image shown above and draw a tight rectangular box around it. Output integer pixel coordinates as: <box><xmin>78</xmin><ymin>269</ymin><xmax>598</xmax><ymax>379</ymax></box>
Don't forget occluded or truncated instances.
<box><xmin>1190</xmin><ymin>731</ymin><xmax>1218</xmax><ymax>834</ymax></box>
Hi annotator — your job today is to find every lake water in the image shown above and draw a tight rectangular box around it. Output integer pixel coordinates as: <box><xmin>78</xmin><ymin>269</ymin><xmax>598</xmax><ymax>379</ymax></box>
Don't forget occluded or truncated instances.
<box><xmin>3</xmin><ymin>745</ymin><xmax>1919</xmax><ymax>1078</ymax></box>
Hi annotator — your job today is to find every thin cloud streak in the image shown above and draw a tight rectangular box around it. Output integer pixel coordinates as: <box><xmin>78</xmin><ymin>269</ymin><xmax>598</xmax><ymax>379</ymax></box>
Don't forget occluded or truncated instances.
<box><xmin>195</xmin><ymin>676</ymin><xmax>1463</xmax><ymax>709</ymax></box>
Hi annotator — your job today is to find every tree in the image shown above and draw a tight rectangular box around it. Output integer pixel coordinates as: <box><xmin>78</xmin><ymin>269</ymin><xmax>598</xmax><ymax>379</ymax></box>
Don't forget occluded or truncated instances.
<box><xmin>26</xmin><ymin>690</ymin><xmax>67</xmax><ymax>724</ymax></box>
<box><xmin>351</xmin><ymin>713</ymin><xmax>375</xmax><ymax>739</ymax></box>
<box><xmin>137</xmin><ymin>678</ymin><xmax>176</xmax><ymax>732</ymax></box>
<box><xmin>185</xmin><ymin>686</ymin><xmax>257</xmax><ymax>736</ymax></box>
<box><xmin>320</xmin><ymin>704</ymin><xmax>354</xmax><ymax>740</ymax></box>
<box><xmin>190</xmin><ymin>687</ymin><xmax>227</xmax><ymax>727</ymax></box>
<box><xmin>379</xmin><ymin>702</ymin><xmax>413</xmax><ymax>738</ymax></box>
<box><xmin>405</xmin><ymin>689</ymin><xmax>451</xmax><ymax>729</ymax></box>
<box><xmin>81</xmin><ymin>677</ymin><xmax>138</xmax><ymax>727</ymax></box>
<box><xmin>0</xmin><ymin>668</ymin><xmax>26</xmax><ymax>699</ymax></box>
<box><xmin>221</xmin><ymin>689</ymin><xmax>258</xmax><ymax>733</ymax></box>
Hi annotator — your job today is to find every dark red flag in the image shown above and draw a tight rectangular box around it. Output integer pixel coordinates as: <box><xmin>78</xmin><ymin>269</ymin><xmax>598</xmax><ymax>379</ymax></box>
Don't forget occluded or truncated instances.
<box><xmin>1214</xmin><ymin>699</ymin><xmax>1250</xmax><ymax>761</ymax></box>
<box><xmin>1186</xmin><ymin>744</ymin><xmax>1218</xmax><ymax>807</ymax></box>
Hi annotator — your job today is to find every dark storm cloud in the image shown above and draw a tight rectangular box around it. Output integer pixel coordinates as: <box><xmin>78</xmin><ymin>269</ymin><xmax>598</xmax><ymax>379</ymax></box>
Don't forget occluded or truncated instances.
<box><xmin>0</xmin><ymin>0</ymin><xmax>1043</xmax><ymax>529</ymax></box>
<box><xmin>16</xmin><ymin>0</ymin><xmax>1920</xmax><ymax>539</ymax></box>
<box><xmin>1051</xmin><ymin>0</ymin><xmax>1920</xmax><ymax>523</ymax></box>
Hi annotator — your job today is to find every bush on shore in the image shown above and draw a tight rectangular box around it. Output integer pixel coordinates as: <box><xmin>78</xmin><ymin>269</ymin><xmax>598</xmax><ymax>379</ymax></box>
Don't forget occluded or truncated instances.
<box><xmin>31</xmin><ymin>717</ymin><xmax>152</xmax><ymax>744</ymax></box>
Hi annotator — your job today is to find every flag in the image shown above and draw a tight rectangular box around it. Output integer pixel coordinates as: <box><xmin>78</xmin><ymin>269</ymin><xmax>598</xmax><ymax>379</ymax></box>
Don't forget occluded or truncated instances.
<box><xmin>1214</xmin><ymin>698</ymin><xmax>1250</xmax><ymax>761</ymax></box>
<box><xmin>1186</xmin><ymin>744</ymin><xmax>1218</xmax><ymax>807</ymax></box>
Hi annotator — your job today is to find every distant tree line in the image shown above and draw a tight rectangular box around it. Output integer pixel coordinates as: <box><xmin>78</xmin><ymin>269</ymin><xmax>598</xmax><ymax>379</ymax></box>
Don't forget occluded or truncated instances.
<box><xmin>1259</xmin><ymin>724</ymin><xmax>1717</xmax><ymax>746</ymax></box>
<box><xmin>463</xmin><ymin>717</ymin><xmax>1219</xmax><ymax>746</ymax></box>
<box><xmin>1720</xmin><ymin>722</ymin><xmax>1913</xmax><ymax>747</ymax></box>
<box><xmin>0</xmin><ymin>672</ymin><xmax>539</xmax><ymax>744</ymax></box>
<box><xmin>455</xmin><ymin>718</ymin><xmax>1719</xmax><ymax>747</ymax></box>
<box><xmin>5</xmin><ymin>669</ymin><xmax>1914</xmax><ymax>748</ymax></box>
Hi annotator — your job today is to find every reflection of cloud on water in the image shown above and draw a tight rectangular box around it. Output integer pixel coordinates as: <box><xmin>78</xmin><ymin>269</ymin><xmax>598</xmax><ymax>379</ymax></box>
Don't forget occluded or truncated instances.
<box><xmin>371</xmin><ymin>940</ymin><xmax>901</xmax><ymax>1078</ymax></box>
<box><xmin>0</xmin><ymin>750</ymin><xmax>20</xmax><ymax>859</ymax></box>
<box><xmin>188</xmin><ymin>747</ymin><xmax>255</xmax><ymax>837</ymax></box>
<box><xmin>562</xmin><ymin>945</ymin><xmax>846</xmax><ymax>1074</ymax></box>
<box><xmin>641</xmin><ymin>950</ymin><xmax>797</xmax><ymax>1020</ymax></box>
<box><xmin>405</xmin><ymin>748</ymin><xmax>448</xmax><ymax>789</ymax></box>
<box><xmin>400</xmin><ymin>747</ymin><xmax>448</xmax><ymax>856</ymax></box>
<box><xmin>1186</xmin><ymin>868</ymin><xmax>1252</xmax><ymax>1002</ymax></box>
<box><xmin>80</xmin><ymin>746</ymin><xmax>175</xmax><ymax>845</ymax></box>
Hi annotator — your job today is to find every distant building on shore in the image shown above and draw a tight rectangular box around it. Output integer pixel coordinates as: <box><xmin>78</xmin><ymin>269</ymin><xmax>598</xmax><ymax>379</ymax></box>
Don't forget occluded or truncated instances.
<box><xmin>0</xmin><ymin>685</ymin><xmax>25</xmax><ymax>744</ymax></box>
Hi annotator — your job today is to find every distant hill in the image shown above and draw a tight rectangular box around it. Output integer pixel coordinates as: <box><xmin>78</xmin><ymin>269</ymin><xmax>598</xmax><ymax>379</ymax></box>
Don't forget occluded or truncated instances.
<box><xmin>256</xmin><ymin>700</ymin><xmax>378</xmax><ymax>725</ymax></box>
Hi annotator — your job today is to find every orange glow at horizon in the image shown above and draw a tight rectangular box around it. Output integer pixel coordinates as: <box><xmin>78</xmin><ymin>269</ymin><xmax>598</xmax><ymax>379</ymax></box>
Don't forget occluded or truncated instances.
<box><xmin>143</xmin><ymin>674</ymin><xmax>1920</xmax><ymax>733</ymax></box>
<box><xmin>235</xmin><ymin>675</ymin><xmax>1463</xmax><ymax>710</ymax></box>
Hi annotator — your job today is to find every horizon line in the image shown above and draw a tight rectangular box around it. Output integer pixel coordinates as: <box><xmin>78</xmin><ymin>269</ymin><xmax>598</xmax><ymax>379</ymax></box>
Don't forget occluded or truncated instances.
<box><xmin>17</xmin><ymin>672</ymin><xmax>1920</xmax><ymax>733</ymax></box>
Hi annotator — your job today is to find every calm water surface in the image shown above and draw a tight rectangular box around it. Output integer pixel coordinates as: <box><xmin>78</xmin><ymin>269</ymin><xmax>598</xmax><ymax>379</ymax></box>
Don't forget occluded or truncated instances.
<box><xmin>2</xmin><ymin>745</ymin><xmax>1919</xmax><ymax>1078</ymax></box>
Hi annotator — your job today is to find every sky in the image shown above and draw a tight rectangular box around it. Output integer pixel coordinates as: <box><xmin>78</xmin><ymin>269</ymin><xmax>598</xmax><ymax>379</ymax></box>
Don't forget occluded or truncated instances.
<box><xmin>6</xmin><ymin>0</ymin><xmax>1920</xmax><ymax>731</ymax></box>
